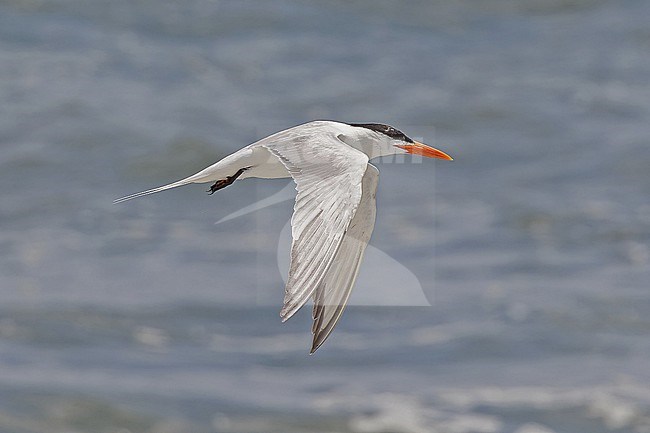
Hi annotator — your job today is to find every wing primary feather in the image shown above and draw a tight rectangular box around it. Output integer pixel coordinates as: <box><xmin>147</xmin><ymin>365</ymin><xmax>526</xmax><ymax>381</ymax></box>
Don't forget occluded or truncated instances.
<box><xmin>259</xmin><ymin>127</ymin><xmax>370</xmax><ymax>327</ymax></box>
<box><xmin>310</xmin><ymin>164</ymin><xmax>379</xmax><ymax>354</ymax></box>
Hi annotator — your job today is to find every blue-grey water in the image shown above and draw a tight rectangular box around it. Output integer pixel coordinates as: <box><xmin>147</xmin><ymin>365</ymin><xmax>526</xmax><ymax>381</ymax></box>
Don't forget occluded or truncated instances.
<box><xmin>2</xmin><ymin>0</ymin><xmax>650</xmax><ymax>432</ymax></box>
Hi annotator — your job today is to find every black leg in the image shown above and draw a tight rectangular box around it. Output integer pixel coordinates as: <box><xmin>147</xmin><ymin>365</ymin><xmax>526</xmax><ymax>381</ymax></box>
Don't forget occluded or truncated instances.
<box><xmin>207</xmin><ymin>167</ymin><xmax>249</xmax><ymax>195</ymax></box>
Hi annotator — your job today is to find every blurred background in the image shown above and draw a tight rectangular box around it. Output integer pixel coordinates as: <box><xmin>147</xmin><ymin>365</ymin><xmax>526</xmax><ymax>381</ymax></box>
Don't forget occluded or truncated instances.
<box><xmin>1</xmin><ymin>0</ymin><xmax>649</xmax><ymax>432</ymax></box>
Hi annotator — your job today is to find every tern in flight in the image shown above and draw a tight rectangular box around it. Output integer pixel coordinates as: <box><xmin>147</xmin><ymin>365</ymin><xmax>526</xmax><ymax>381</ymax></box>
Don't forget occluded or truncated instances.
<box><xmin>115</xmin><ymin>121</ymin><xmax>452</xmax><ymax>353</ymax></box>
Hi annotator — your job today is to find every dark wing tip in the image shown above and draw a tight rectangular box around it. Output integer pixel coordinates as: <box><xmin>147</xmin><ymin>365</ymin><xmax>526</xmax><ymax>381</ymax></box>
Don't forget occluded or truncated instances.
<box><xmin>309</xmin><ymin>338</ymin><xmax>322</xmax><ymax>354</ymax></box>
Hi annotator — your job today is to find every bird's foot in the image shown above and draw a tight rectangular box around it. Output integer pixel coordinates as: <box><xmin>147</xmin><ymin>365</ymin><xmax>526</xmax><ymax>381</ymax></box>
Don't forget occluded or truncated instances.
<box><xmin>208</xmin><ymin>179</ymin><xmax>229</xmax><ymax>194</ymax></box>
<box><xmin>207</xmin><ymin>167</ymin><xmax>250</xmax><ymax>195</ymax></box>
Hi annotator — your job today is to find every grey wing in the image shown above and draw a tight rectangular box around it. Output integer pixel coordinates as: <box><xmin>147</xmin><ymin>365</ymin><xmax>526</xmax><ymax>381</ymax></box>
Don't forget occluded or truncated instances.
<box><xmin>310</xmin><ymin>164</ymin><xmax>379</xmax><ymax>353</ymax></box>
<box><xmin>260</xmin><ymin>130</ymin><xmax>370</xmax><ymax>322</ymax></box>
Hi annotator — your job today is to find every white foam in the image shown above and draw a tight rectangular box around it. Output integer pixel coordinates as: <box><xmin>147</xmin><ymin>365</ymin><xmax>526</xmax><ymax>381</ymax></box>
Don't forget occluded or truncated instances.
<box><xmin>514</xmin><ymin>423</ymin><xmax>556</xmax><ymax>433</ymax></box>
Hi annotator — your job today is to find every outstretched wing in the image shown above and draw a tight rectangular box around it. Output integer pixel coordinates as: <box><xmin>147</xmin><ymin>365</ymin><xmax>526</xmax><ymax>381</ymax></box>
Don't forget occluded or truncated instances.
<box><xmin>260</xmin><ymin>129</ymin><xmax>369</xmax><ymax>322</ymax></box>
<box><xmin>311</xmin><ymin>163</ymin><xmax>379</xmax><ymax>353</ymax></box>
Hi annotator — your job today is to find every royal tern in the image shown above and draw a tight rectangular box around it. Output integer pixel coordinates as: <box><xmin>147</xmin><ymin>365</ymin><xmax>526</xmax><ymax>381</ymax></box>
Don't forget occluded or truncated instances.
<box><xmin>115</xmin><ymin>120</ymin><xmax>452</xmax><ymax>353</ymax></box>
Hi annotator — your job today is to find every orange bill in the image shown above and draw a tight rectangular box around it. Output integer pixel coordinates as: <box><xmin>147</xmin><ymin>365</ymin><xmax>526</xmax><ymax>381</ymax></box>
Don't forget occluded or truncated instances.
<box><xmin>396</xmin><ymin>141</ymin><xmax>453</xmax><ymax>160</ymax></box>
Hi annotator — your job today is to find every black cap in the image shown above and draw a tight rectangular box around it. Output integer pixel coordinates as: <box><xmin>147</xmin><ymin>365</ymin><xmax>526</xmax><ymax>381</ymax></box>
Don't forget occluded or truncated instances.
<box><xmin>347</xmin><ymin>123</ymin><xmax>414</xmax><ymax>143</ymax></box>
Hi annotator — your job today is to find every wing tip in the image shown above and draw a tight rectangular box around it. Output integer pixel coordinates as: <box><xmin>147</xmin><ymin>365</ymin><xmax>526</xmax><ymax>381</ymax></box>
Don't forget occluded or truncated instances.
<box><xmin>309</xmin><ymin>339</ymin><xmax>323</xmax><ymax>355</ymax></box>
<box><xmin>280</xmin><ymin>308</ymin><xmax>294</xmax><ymax>323</ymax></box>
<box><xmin>310</xmin><ymin>328</ymin><xmax>330</xmax><ymax>353</ymax></box>
<box><xmin>280</xmin><ymin>289</ymin><xmax>314</xmax><ymax>322</ymax></box>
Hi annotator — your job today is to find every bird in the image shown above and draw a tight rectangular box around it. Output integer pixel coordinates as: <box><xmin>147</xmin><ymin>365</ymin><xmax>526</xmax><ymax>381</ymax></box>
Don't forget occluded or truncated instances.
<box><xmin>114</xmin><ymin>120</ymin><xmax>452</xmax><ymax>353</ymax></box>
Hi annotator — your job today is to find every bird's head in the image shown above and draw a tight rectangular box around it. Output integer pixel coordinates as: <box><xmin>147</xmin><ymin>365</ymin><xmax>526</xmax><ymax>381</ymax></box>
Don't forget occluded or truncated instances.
<box><xmin>346</xmin><ymin>123</ymin><xmax>453</xmax><ymax>161</ymax></box>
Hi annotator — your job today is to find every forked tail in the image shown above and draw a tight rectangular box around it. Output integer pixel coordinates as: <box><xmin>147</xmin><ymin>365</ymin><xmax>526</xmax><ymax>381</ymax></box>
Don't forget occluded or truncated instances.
<box><xmin>113</xmin><ymin>179</ymin><xmax>193</xmax><ymax>204</ymax></box>
<box><xmin>114</xmin><ymin>150</ymin><xmax>250</xmax><ymax>204</ymax></box>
